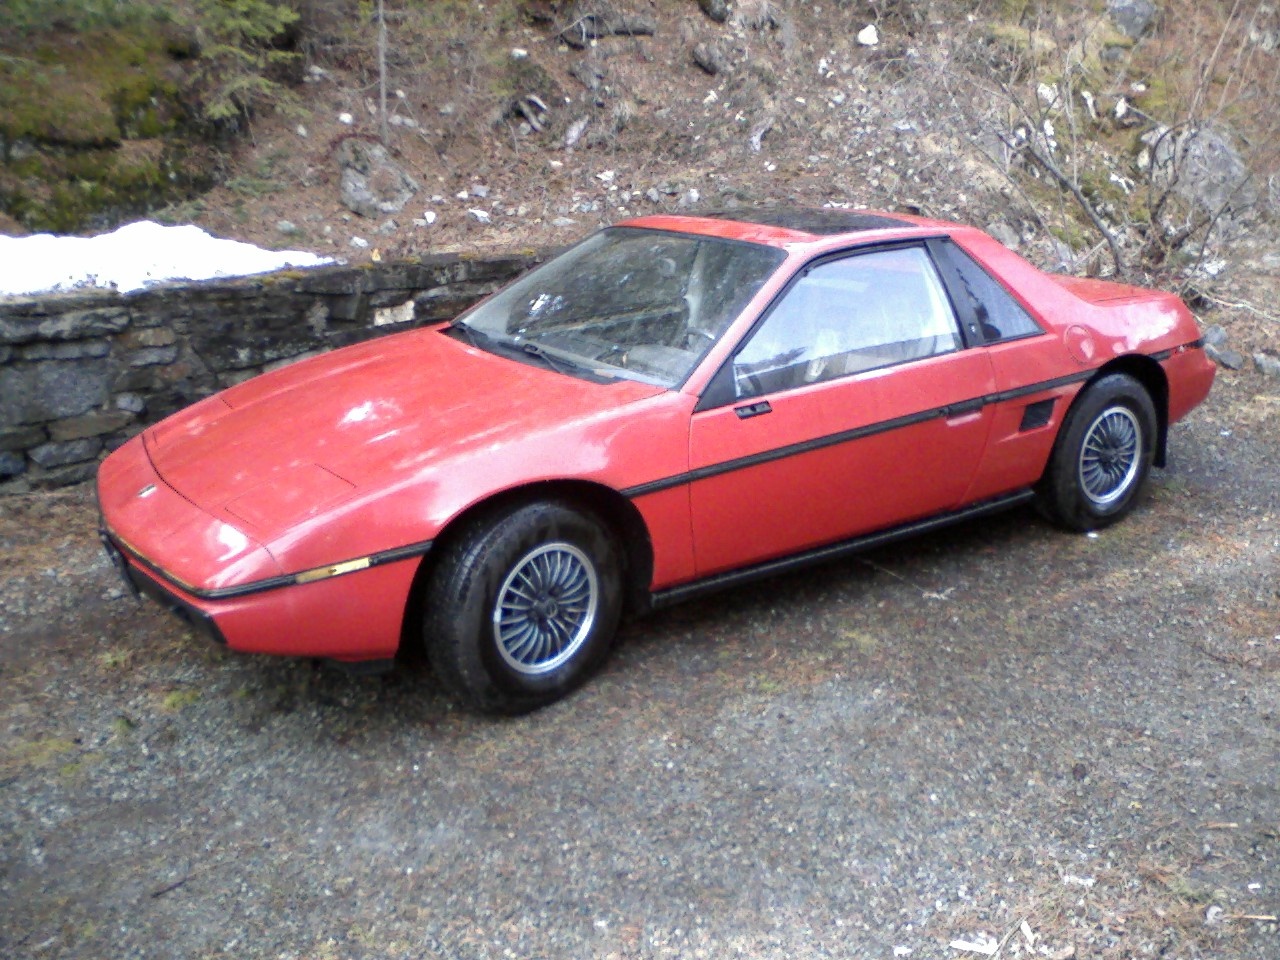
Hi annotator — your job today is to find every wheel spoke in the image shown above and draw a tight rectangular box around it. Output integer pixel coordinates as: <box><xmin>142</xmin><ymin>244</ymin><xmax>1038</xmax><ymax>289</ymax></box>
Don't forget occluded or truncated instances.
<box><xmin>1077</xmin><ymin>404</ymin><xmax>1142</xmax><ymax>507</ymax></box>
<box><xmin>492</xmin><ymin>540</ymin><xmax>601</xmax><ymax>676</ymax></box>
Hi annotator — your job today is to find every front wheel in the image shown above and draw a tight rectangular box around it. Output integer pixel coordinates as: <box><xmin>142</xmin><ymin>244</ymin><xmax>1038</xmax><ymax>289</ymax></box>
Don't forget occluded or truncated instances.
<box><xmin>424</xmin><ymin>501</ymin><xmax>623</xmax><ymax>713</ymax></box>
<box><xmin>1037</xmin><ymin>373</ymin><xmax>1157</xmax><ymax>532</ymax></box>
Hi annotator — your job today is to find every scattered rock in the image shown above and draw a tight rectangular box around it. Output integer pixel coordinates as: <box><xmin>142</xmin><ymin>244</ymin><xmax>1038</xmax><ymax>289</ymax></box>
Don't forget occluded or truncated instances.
<box><xmin>1108</xmin><ymin>0</ymin><xmax>1159</xmax><ymax>39</ymax></box>
<box><xmin>697</xmin><ymin>0</ymin><xmax>730</xmax><ymax>24</ymax></box>
<box><xmin>693</xmin><ymin>41</ymin><xmax>730</xmax><ymax>75</ymax></box>
<box><xmin>1146</xmin><ymin>124</ymin><xmax>1256</xmax><ymax>217</ymax></box>
<box><xmin>335</xmin><ymin>139</ymin><xmax>420</xmax><ymax>219</ymax></box>
<box><xmin>749</xmin><ymin>118</ymin><xmax>774</xmax><ymax>152</ymax></box>
<box><xmin>564</xmin><ymin>117</ymin><xmax>590</xmax><ymax>149</ymax></box>
<box><xmin>857</xmin><ymin>24</ymin><xmax>879</xmax><ymax>46</ymax></box>
<box><xmin>1205</xmin><ymin>343</ymin><xmax>1245</xmax><ymax>370</ymax></box>
<box><xmin>569</xmin><ymin>58</ymin><xmax>607</xmax><ymax>91</ymax></box>
<box><xmin>560</xmin><ymin>4</ymin><xmax>657</xmax><ymax>49</ymax></box>
<box><xmin>1201</xmin><ymin>323</ymin><xmax>1228</xmax><ymax>347</ymax></box>
<box><xmin>987</xmin><ymin>221</ymin><xmax>1021</xmax><ymax>249</ymax></box>
<box><xmin>276</xmin><ymin>220</ymin><xmax>300</xmax><ymax>235</ymax></box>
<box><xmin>1254</xmin><ymin>352</ymin><xmax>1280</xmax><ymax>377</ymax></box>
<box><xmin>469</xmin><ymin>209</ymin><xmax>492</xmax><ymax>224</ymax></box>
<box><xmin>350</xmin><ymin>236</ymin><xmax>369</xmax><ymax>249</ymax></box>
<box><xmin>551</xmin><ymin>217</ymin><xmax>577</xmax><ymax>227</ymax></box>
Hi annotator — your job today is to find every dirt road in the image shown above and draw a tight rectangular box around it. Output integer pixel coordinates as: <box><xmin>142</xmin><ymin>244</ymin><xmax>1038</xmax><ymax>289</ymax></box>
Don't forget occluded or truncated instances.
<box><xmin>2</xmin><ymin>373</ymin><xmax>1277</xmax><ymax>959</ymax></box>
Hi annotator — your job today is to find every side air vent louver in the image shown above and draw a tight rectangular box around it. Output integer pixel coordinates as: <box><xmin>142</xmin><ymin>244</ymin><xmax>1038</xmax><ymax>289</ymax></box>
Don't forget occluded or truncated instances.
<box><xmin>1019</xmin><ymin>398</ymin><xmax>1055</xmax><ymax>432</ymax></box>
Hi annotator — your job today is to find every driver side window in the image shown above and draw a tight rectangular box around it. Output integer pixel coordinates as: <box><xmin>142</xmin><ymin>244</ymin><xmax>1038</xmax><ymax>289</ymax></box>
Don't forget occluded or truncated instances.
<box><xmin>733</xmin><ymin>246</ymin><xmax>962</xmax><ymax>398</ymax></box>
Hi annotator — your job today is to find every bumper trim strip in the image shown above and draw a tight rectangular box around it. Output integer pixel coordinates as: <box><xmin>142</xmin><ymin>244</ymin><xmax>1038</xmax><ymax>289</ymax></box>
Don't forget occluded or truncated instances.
<box><xmin>101</xmin><ymin>525</ymin><xmax>434</xmax><ymax>602</ymax></box>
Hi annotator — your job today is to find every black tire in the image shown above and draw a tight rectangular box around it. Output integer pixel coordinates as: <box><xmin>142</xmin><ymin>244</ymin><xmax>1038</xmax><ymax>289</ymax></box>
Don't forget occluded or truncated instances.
<box><xmin>423</xmin><ymin>500</ymin><xmax>623</xmax><ymax>714</ymax></box>
<box><xmin>1036</xmin><ymin>372</ymin><xmax>1158</xmax><ymax>532</ymax></box>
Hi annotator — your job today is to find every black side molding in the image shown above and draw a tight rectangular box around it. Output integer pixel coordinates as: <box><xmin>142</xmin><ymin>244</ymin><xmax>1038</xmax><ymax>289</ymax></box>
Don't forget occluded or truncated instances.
<box><xmin>648</xmin><ymin>488</ymin><xmax>1036</xmax><ymax>609</ymax></box>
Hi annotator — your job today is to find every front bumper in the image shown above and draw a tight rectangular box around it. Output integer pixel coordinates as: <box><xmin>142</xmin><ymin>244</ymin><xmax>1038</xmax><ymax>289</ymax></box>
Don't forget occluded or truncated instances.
<box><xmin>97</xmin><ymin>435</ymin><xmax>433</xmax><ymax>662</ymax></box>
<box><xmin>100</xmin><ymin>525</ymin><xmax>227</xmax><ymax>646</ymax></box>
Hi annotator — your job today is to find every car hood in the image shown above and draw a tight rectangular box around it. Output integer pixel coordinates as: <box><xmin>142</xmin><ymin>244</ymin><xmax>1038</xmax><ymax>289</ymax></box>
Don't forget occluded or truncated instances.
<box><xmin>144</xmin><ymin>326</ymin><xmax>665</xmax><ymax>535</ymax></box>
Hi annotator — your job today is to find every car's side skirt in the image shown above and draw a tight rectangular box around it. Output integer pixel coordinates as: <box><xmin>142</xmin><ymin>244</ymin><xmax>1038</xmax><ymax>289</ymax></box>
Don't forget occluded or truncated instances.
<box><xmin>647</xmin><ymin>488</ymin><xmax>1036</xmax><ymax>610</ymax></box>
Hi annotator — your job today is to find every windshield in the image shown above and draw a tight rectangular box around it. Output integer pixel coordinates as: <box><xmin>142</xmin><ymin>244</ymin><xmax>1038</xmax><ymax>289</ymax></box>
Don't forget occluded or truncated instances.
<box><xmin>455</xmin><ymin>227</ymin><xmax>786</xmax><ymax>387</ymax></box>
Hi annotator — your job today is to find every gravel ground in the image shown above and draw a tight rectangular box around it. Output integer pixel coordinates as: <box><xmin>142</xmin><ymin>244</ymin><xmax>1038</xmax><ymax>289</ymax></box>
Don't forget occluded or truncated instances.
<box><xmin>2</xmin><ymin>373</ymin><xmax>1278</xmax><ymax>960</ymax></box>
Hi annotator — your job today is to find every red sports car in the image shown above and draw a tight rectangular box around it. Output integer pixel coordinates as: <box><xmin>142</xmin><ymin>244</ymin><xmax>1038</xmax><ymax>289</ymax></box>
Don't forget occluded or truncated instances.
<box><xmin>98</xmin><ymin>209</ymin><xmax>1215</xmax><ymax>712</ymax></box>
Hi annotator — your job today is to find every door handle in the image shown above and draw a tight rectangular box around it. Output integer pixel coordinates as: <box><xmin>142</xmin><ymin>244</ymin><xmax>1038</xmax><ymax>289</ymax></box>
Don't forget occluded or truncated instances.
<box><xmin>734</xmin><ymin>400</ymin><xmax>773</xmax><ymax>419</ymax></box>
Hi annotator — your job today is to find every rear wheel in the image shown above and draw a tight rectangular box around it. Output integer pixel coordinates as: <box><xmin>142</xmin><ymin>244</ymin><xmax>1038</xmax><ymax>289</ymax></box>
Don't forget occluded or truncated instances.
<box><xmin>1037</xmin><ymin>373</ymin><xmax>1157</xmax><ymax>532</ymax></box>
<box><xmin>424</xmin><ymin>500</ymin><xmax>623</xmax><ymax>713</ymax></box>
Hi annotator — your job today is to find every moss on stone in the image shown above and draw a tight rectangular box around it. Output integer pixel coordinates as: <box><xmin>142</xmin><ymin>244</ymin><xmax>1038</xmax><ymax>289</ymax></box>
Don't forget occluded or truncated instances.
<box><xmin>0</xmin><ymin>22</ymin><xmax>204</xmax><ymax>231</ymax></box>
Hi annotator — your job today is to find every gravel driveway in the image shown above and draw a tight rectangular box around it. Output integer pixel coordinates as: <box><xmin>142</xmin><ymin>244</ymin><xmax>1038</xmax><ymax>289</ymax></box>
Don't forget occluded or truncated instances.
<box><xmin>2</xmin><ymin>373</ymin><xmax>1277</xmax><ymax>960</ymax></box>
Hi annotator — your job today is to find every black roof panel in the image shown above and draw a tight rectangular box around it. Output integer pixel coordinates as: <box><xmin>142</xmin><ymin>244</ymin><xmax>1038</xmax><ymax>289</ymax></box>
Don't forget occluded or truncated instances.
<box><xmin>701</xmin><ymin>207</ymin><xmax>909</xmax><ymax>235</ymax></box>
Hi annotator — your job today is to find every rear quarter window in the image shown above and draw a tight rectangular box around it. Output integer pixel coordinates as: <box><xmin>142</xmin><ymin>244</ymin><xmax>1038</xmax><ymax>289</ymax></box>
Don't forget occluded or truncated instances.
<box><xmin>938</xmin><ymin>241</ymin><xmax>1044</xmax><ymax>343</ymax></box>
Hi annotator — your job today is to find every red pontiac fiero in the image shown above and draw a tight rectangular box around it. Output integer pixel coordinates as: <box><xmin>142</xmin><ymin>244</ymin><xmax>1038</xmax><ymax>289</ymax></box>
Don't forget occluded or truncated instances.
<box><xmin>98</xmin><ymin>209</ymin><xmax>1215</xmax><ymax>712</ymax></box>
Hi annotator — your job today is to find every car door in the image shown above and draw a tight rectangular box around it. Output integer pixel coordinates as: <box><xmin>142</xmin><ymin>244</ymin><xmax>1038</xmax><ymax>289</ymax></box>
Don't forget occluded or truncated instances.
<box><xmin>926</xmin><ymin>237</ymin><xmax>1078</xmax><ymax>504</ymax></box>
<box><xmin>687</xmin><ymin>243</ymin><xmax>998</xmax><ymax>577</ymax></box>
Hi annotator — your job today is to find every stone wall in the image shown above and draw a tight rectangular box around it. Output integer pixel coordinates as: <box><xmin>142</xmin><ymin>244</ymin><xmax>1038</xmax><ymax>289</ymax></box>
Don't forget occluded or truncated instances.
<box><xmin>0</xmin><ymin>251</ymin><xmax>541</xmax><ymax>493</ymax></box>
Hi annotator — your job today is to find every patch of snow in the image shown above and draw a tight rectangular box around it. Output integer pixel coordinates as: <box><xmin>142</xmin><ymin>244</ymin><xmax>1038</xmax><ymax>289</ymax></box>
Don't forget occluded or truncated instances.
<box><xmin>0</xmin><ymin>221</ymin><xmax>332</xmax><ymax>297</ymax></box>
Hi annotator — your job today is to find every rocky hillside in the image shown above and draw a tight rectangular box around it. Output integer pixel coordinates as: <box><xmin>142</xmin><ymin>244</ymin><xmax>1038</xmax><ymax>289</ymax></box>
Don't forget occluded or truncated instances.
<box><xmin>3</xmin><ymin>0</ymin><xmax>1278</xmax><ymax>359</ymax></box>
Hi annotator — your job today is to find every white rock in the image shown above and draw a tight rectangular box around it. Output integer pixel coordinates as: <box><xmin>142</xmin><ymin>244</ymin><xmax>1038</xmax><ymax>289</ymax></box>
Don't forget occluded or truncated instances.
<box><xmin>349</xmin><ymin>236</ymin><xmax>369</xmax><ymax>249</ymax></box>
<box><xmin>296</xmin><ymin>124</ymin><xmax>308</xmax><ymax>138</ymax></box>
<box><xmin>423</xmin><ymin>210</ymin><xmax>437</xmax><ymax>225</ymax></box>
<box><xmin>1114</xmin><ymin>97</ymin><xmax>1129</xmax><ymax>119</ymax></box>
<box><xmin>857</xmin><ymin>24</ymin><xmax>879</xmax><ymax>46</ymax></box>
<box><xmin>468</xmin><ymin>209</ymin><xmax>492</xmax><ymax>224</ymax></box>
<box><xmin>338</xmin><ymin>112</ymin><xmax>354</xmax><ymax>125</ymax></box>
<box><xmin>511</xmin><ymin>47</ymin><xmax>529</xmax><ymax>59</ymax></box>
<box><xmin>455</xmin><ymin>190</ymin><xmax>470</xmax><ymax>201</ymax></box>
<box><xmin>551</xmin><ymin>217</ymin><xmax>577</xmax><ymax>227</ymax></box>
<box><xmin>596</xmin><ymin>170</ymin><xmax>616</xmax><ymax>183</ymax></box>
<box><xmin>471</xmin><ymin>184</ymin><xmax>490</xmax><ymax>198</ymax></box>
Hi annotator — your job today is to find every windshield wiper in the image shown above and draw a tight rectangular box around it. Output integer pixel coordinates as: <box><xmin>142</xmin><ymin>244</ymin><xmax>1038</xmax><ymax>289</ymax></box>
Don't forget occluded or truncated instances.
<box><xmin>449</xmin><ymin>319</ymin><xmax>490</xmax><ymax>348</ymax></box>
<box><xmin>521</xmin><ymin>340</ymin><xmax>583</xmax><ymax>376</ymax></box>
